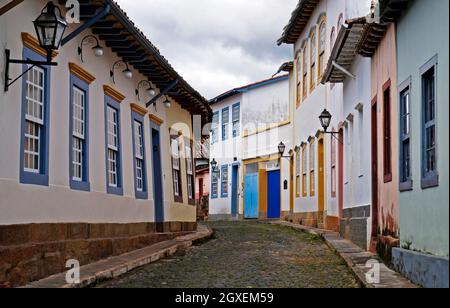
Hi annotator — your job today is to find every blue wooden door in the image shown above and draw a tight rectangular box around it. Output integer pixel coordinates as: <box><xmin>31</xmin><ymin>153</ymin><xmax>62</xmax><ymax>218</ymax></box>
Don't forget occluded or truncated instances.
<box><xmin>244</xmin><ymin>174</ymin><xmax>258</xmax><ymax>219</ymax></box>
<box><xmin>267</xmin><ymin>170</ymin><xmax>281</xmax><ymax>219</ymax></box>
<box><xmin>151</xmin><ymin>128</ymin><xmax>164</xmax><ymax>223</ymax></box>
<box><xmin>231</xmin><ymin>165</ymin><xmax>239</xmax><ymax>217</ymax></box>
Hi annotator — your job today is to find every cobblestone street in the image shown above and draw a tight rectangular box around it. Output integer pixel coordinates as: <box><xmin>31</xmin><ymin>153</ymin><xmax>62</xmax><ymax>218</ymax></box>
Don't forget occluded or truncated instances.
<box><xmin>97</xmin><ymin>222</ymin><xmax>360</xmax><ymax>288</ymax></box>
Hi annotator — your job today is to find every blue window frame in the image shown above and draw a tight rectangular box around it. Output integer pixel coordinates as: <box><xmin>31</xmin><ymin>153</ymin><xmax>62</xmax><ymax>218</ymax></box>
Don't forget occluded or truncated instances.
<box><xmin>69</xmin><ymin>75</ymin><xmax>90</xmax><ymax>191</ymax></box>
<box><xmin>104</xmin><ymin>96</ymin><xmax>123</xmax><ymax>196</ymax></box>
<box><xmin>221</xmin><ymin>165</ymin><xmax>229</xmax><ymax>198</ymax></box>
<box><xmin>131</xmin><ymin>112</ymin><xmax>148</xmax><ymax>199</ymax></box>
<box><xmin>211</xmin><ymin>171</ymin><xmax>219</xmax><ymax>199</ymax></box>
<box><xmin>421</xmin><ymin>55</ymin><xmax>439</xmax><ymax>189</ymax></box>
<box><xmin>232</xmin><ymin>103</ymin><xmax>240</xmax><ymax>138</ymax></box>
<box><xmin>20</xmin><ymin>47</ymin><xmax>51</xmax><ymax>186</ymax></box>
<box><xmin>222</xmin><ymin>107</ymin><xmax>229</xmax><ymax>141</ymax></box>
<box><xmin>399</xmin><ymin>77</ymin><xmax>412</xmax><ymax>191</ymax></box>
<box><xmin>211</xmin><ymin>111</ymin><xmax>219</xmax><ymax>144</ymax></box>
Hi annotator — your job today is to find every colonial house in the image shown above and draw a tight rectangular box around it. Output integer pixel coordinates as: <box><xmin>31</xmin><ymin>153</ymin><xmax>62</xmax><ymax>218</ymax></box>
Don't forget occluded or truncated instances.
<box><xmin>391</xmin><ymin>0</ymin><xmax>449</xmax><ymax>288</ymax></box>
<box><xmin>320</xmin><ymin>1</ymin><xmax>374</xmax><ymax>251</ymax></box>
<box><xmin>278</xmin><ymin>0</ymin><xmax>350</xmax><ymax>230</ymax></box>
<box><xmin>0</xmin><ymin>0</ymin><xmax>210</xmax><ymax>286</ymax></box>
<box><xmin>208</xmin><ymin>75</ymin><xmax>290</xmax><ymax>220</ymax></box>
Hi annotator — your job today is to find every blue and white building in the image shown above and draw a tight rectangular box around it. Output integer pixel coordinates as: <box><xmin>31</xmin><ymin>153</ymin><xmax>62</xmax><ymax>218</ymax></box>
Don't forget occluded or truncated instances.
<box><xmin>209</xmin><ymin>75</ymin><xmax>291</xmax><ymax>220</ymax></box>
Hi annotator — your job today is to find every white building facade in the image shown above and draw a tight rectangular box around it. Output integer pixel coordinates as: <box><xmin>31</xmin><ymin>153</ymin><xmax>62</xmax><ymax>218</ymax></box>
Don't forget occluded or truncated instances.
<box><xmin>0</xmin><ymin>0</ymin><xmax>210</xmax><ymax>286</ymax></box>
<box><xmin>209</xmin><ymin>76</ymin><xmax>291</xmax><ymax>220</ymax></box>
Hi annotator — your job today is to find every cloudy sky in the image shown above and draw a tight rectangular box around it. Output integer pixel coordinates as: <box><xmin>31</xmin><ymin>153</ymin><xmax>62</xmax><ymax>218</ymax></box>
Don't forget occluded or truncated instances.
<box><xmin>115</xmin><ymin>0</ymin><xmax>298</xmax><ymax>99</ymax></box>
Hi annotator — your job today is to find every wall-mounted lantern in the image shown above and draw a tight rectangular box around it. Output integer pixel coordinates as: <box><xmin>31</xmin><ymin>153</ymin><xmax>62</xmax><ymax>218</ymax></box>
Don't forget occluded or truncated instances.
<box><xmin>135</xmin><ymin>80</ymin><xmax>156</xmax><ymax>101</ymax></box>
<box><xmin>319</xmin><ymin>109</ymin><xmax>343</xmax><ymax>144</ymax></box>
<box><xmin>278</xmin><ymin>142</ymin><xmax>291</xmax><ymax>160</ymax></box>
<box><xmin>78</xmin><ymin>35</ymin><xmax>103</xmax><ymax>62</ymax></box>
<box><xmin>4</xmin><ymin>1</ymin><xmax>67</xmax><ymax>92</ymax></box>
<box><xmin>110</xmin><ymin>60</ymin><xmax>132</xmax><ymax>83</ymax></box>
<box><xmin>211</xmin><ymin>158</ymin><xmax>220</xmax><ymax>177</ymax></box>
<box><xmin>163</xmin><ymin>96</ymin><xmax>172</xmax><ymax>109</ymax></box>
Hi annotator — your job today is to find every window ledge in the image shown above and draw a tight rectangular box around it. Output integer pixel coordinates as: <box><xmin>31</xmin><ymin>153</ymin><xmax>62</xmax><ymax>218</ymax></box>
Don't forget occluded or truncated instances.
<box><xmin>70</xmin><ymin>180</ymin><xmax>91</xmax><ymax>192</ymax></box>
<box><xmin>107</xmin><ymin>186</ymin><xmax>124</xmax><ymax>196</ymax></box>
<box><xmin>20</xmin><ymin>172</ymin><xmax>49</xmax><ymax>187</ymax></box>
<box><xmin>421</xmin><ymin>174</ymin><xmax>439</xmax><ymax>190</ymax></box>
<box><xmin>399</xmin><ymin>180</ymin><xmax>413</xmax><ymax>192</ymax></box>
<box><xmin>135</xmin><ymin>191</ymin><xmax>148</xmax><ymax>200</ymax></box>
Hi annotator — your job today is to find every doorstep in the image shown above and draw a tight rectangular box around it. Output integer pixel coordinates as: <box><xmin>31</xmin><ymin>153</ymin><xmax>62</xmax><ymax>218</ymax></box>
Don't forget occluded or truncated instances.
<box><xmin>269</xmin><ymin>221</ymin><xmax>417</xmax><ymax>288</ymax></box>
<box><xmin>22</xmin><ymin>225</ymin><xmax>213</xmax><ymax>288</ymax></box>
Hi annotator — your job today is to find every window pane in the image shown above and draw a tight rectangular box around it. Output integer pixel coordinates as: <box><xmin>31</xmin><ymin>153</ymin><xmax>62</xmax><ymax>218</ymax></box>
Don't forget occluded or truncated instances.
<box><xmin>72</xmin><ymin>137</ymin><xmax>83</xmax><ymax>181</ymax></box>
<box><xmin>134</xmin><ymin>121</ymin><xmax>144</xmax><ymax>159</ymax></box>
<box><xmin>24</xmin><ymin>121</ymin><xmax>40</xmax><ymax>173</ymax></box>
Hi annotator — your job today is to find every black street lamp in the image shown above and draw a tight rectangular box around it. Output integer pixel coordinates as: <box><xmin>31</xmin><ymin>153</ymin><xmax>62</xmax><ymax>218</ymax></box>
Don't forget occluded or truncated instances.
<box><xmin>319</xmin><ymin>109</ymin><xmax>332</xmax><ymax>133</ymax></box>
<box><xmin>4</xmin><ymin>1</ymin><xmax>68</xmax><ymax>92</ymax></box>
<box><xmin>278</xmin><ymin>142</ymin><xmax>291</xmax><ymax>159</ymax></box>
<box><xmin>33</xmin><ymin>1</ymin><xmax>68</xmax><ymax>61</ymax></box>
<box><xmin>210</xmin><ymin>158</ymin><xmax>220</xmax><ymax>177</ymax></box>
<box><xmin>319</xmin><ymin>109</ymin><xmax>343</xmax><ymax>144</ymax></box>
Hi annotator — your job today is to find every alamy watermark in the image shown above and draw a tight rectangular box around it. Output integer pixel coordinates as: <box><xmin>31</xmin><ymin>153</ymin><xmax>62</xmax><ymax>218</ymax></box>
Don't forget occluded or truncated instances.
<box><xmin>365</xmin><ymin>259</ymin><xmax>381</xmax><ymax>284</ymax></box>
<box><xmin>65</xmin><ymin>259</ymin><xmax>80</xmax><ymax>285</ymax></box>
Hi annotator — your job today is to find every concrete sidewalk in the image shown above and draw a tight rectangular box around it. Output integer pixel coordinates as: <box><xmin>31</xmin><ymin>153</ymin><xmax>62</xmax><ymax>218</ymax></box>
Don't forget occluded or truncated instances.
<box><xmin>270</xmin><ymin>221</ymin><xmax>417</xmax><ymax>288</ymax></box>
<box><xmin>22</xmin><ymin>225</ymin><xmax>213</xmax><ymax>288</ymax></box>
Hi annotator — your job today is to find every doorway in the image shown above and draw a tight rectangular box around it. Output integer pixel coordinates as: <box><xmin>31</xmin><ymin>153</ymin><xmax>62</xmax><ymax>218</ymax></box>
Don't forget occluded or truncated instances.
<box><xmin>267</xmin><ymin>170</ymin><xmax>281</xmax><ymax>219</ymax></box>
<box><xmin>231</xmin><ymin>165</ymin><xmax>239</xmax><ymax>217</ymax></box>
<box><xmin>371</xmin><ymin>101</ymin><xmax>379</xmax><ymax>238</ymax></box>
<box><xmin>244</xmin><ymin>173</ymin><xmax>259</xmax><ymax>219</ymax></box>
<box><xmin>318</xmin><ymin>138</ymin><xmax>325</xmax><ymax>213</ymax></box>
<box><xmin>151</xmin><ymin>127</ymin><xmax>164</xmax><ymax>231</ymax></box>
<box><xmin>338</xmin><ymin>128</ymin><xmax>344</xmax><ymax>220</ymax></box>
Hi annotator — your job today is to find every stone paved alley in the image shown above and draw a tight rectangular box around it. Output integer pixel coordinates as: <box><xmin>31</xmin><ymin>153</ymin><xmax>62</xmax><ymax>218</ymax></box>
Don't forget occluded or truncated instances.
<box><xmin>97</xmin><ymin>222</ymin><xmax>360</xmax><ymax>288</ymax></box>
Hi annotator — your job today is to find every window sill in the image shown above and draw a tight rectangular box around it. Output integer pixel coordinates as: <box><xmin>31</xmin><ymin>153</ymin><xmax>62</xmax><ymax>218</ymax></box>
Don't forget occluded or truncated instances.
<box><xmin>70</xmin><ymin>180</ymin><xmax>91</xmax><ymax>192</ymax></box>
<box><xmin>20</xmin><ymin>172</ymin><xmax>49</xmax><ymax>187</ymax></box>
<box><xmin>107</xmin><ymin>186</ymin><xmax>124</xmax><ymax>196</ymax></box>
<box><xmin>384</xmin><ymin>174</ymin><xmax>393</xmax><ymax>183</ymax></box>
<box><xmin>135</xmin><ymin>191</ymin><xmax>148</xmax><ymax>200</ymax></box>
<box><xmin>399</xmin><ymin>180</ymin><xmax>413</xmax><ymax>192</ymax></box>
<box><xmin>421</xmin><ymin>173</ymin><xmax>439</xmax><ymax>190</ymax></box>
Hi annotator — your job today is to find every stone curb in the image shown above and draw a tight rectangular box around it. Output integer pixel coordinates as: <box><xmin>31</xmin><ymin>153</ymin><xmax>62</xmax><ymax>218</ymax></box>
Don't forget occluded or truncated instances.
<box><xmin>22</xmin><ymin>225</ymin><xmax>214</xmax><ymax>288</ymax></box>
<box><xmin>268</xmin><ymin>221</ymin><xmax>417</xmax><ymax>289</ymax></box>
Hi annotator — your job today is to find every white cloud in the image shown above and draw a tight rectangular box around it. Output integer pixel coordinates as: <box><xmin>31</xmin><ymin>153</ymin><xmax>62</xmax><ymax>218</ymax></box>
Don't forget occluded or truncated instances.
<box><xmin>115</xmin><ymin>0</ymin><xmax>298</xmax><ymax>98</ymax></box>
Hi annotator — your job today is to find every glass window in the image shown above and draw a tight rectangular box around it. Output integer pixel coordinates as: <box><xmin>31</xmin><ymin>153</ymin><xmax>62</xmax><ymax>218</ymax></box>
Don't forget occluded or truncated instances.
<box><xmin>310</xmin><ymin>31</ymin><xmax>317</xmax><ymax>89</ymax></box>
<box><xmin>310</xmin><ymin>140</ymin><xmax>315</xmax><ymax>196</ymax></box>
<box><xmin>222</xmin><ymin>108</ymin><xmax>229</xmax><ymax>141</ymax></box>
<box><xmin>24</xmin><ymin>66</ymin><xmax>45</xmax><ymax>173</ymax></box>
<box><xmin>302</xmin><ymin>43</ymin><xmax>308</xmax><ymax>98</ymax></box>
<box><xmin>232</xmin><ymin>104</ymin><xmax>240</xmax><ymax>137</ymax></box>
<box><xmin>211</xmin><ymin>112</ymin><xmax>219</xmax><ymax>144</ymax></box>
<box><xmin>399</xmin><ymin>87</ymin><xmax>411</xmax><ymax>186</ymax></box>
<box><xmin>221</xmin><ymin>165</ymin><xmax>229</xmax><ymax>197</ymax></box>
<box><xmin>72</xmin><ymin>86</ymin><xmax>86</xmax><ymax>182</ymax></box>
<box><xmin>185</xmin><ymin>141</ymin><xmax>195</xmax><ymax>201</ymax></box>
<box><xmin>319</xmin><ymin>20</ymin><xmax>326</xmax><ymax>77</ymax></box>
<box><xmin>171</xmin><ymin>137</ymin><xmax>182</xmax><ymax>199</ymax></box>
<box><xmin>421</xmin><ymin>64</ymin><xmax>438</xmax><ymax>188</ymax></box>
<box><xmin>134</xmin><ymin>120</ymin><xmax>144</xmax><ymax>192</ymax></box>
<box><xmin>107</xmin><ymin>106</ymin><xmax>119</xmax><ymax>187</ymax></box>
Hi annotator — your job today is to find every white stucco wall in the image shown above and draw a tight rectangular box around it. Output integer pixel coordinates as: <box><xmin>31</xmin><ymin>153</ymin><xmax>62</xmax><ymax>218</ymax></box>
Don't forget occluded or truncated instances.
<box><xmin>209</xmin><ymin>77</ymin><xmax>290</xmax><ymax>217</ymax></box>
<box><xmin>0</xmin><ymin>0</ymin><xmax>197</xmax><ymax>224</ymax></box>
<box><xmin>209</xmin><ymin>95</ymin><xmax>243</xmax><ymax>216</ymax></box>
